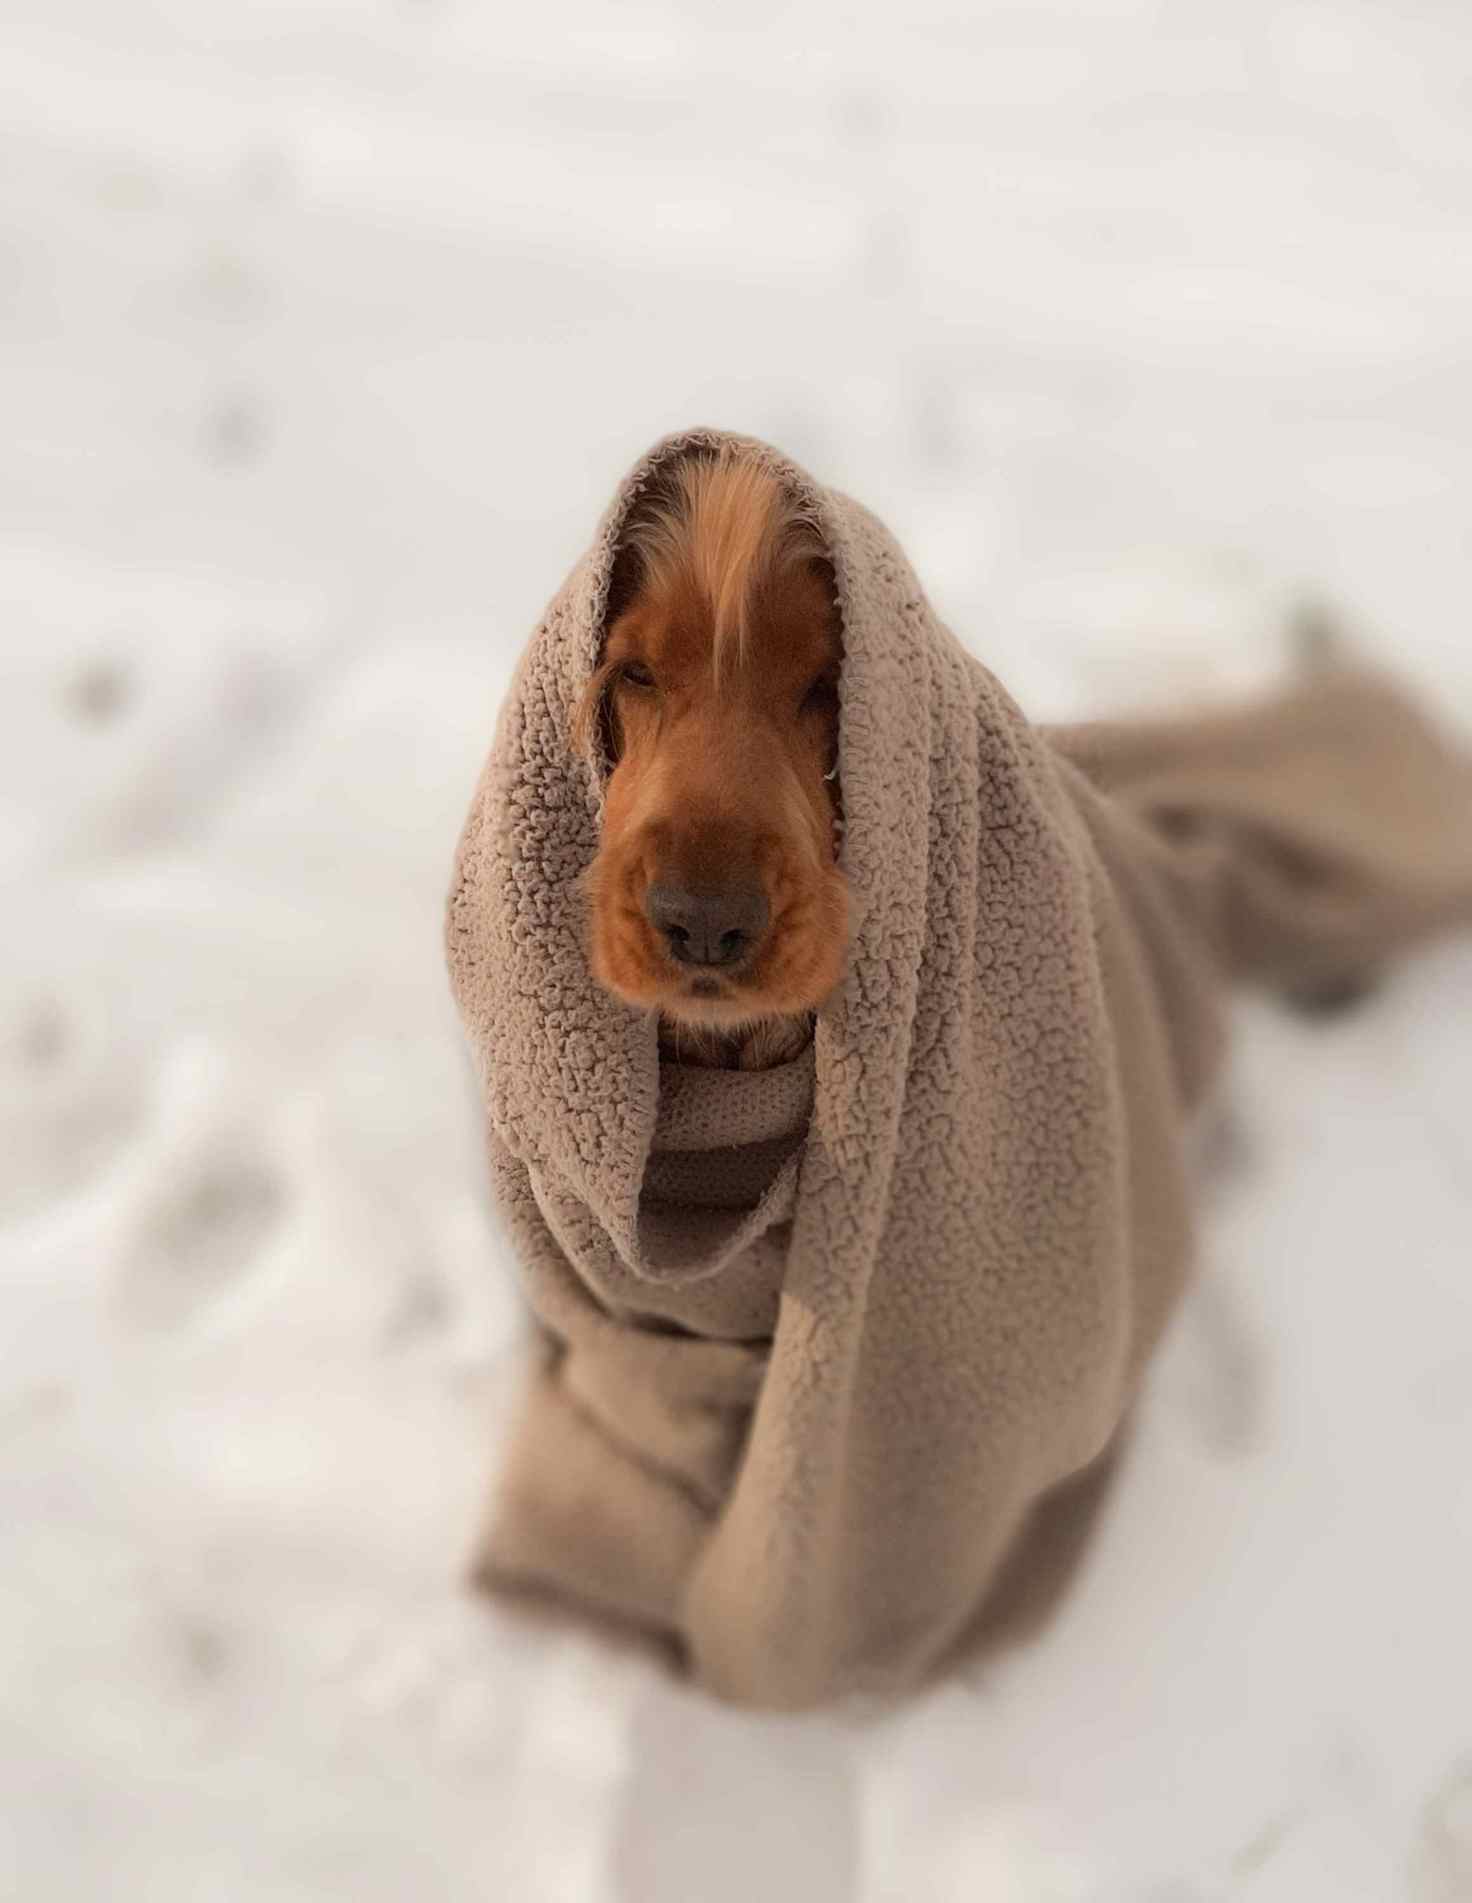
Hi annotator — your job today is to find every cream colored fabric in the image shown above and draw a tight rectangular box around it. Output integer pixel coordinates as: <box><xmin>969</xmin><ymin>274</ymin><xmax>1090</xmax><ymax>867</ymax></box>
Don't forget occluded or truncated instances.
<box><xmin>446</xmin><ymin>427</ymin><xmax>1472</xmax><ymax>1709</ymax></box>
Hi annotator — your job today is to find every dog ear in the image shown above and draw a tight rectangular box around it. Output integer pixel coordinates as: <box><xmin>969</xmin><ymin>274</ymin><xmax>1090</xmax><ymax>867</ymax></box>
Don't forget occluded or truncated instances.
<box><xmin>572</xmin><ymin>653</ymin><xmax>624</xmax><ymax>771</ymax></box>
<box><xmin>801</xmin><ymin>554</ymin><xmax>842</xmax><ymax>639</ymax></box>
<box><xmin>602</xmin><ymin>535</ymin><xmax>644</xmax><ymax>629</ymax></box>
<box><xmin>573</xmin><ymin>540</ymin><xmax>646</xmax><ymax>769</ymax></box>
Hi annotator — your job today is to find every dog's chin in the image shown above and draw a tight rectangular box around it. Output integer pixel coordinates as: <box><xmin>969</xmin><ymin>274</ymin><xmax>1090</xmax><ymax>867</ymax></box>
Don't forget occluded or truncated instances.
<box><xmin>590</xmin><ymin>926</ymin><xmax>842</xmax><ymax>1028</ymax></box>
<box><xmin>597</xmin><ymin>964</ymin><xmax>818</xmax><ymax>1029</ymax></box>
<box><xmin>656</xmin><ymin>974</ymin><xmax>783</xmax><ymax>1030</ymax></box>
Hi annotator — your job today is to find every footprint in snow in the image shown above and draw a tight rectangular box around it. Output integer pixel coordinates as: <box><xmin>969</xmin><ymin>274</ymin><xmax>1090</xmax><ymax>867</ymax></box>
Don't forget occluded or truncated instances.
<box><xmin>0</xmin><ymin>990</ymin><xmax>144</xmax><ymax>1218</ymax></box>
<box><xmin>1411</xmin><ymin>1757</ymin><xmax>1472</xmax><ymax>1902</ymax></box>
<box><xmin>119</xmin><ymin>1151</ymin><xmax>285</xmax><ymax>1332</ymax></box>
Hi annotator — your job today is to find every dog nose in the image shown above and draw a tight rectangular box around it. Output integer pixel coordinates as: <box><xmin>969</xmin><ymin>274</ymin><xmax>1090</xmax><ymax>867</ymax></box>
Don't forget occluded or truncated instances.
<box><xmin>645</xmin><ymin>883</ymin><xmax>769</xmax><ymax>969</ymax></box>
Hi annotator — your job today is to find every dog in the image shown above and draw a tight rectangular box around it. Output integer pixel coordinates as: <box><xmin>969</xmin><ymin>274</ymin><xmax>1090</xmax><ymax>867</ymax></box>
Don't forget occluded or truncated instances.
<box><xmin>577</xmin><ymin>451</ymin><xmax>851</xmax><ymax>1067</ymax></box>
<box><xmin>448</xmin><ymin>425</ymin><xmax>1472</xmax><ymax>1705</ymax></box>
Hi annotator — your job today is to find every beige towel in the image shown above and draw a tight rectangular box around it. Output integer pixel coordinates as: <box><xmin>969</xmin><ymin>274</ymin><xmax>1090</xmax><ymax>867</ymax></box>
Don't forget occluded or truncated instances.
<box><xmin>446</xmin><ymin>427</ymin><xmax>1472</xmax><ymax>1709</ymax></box>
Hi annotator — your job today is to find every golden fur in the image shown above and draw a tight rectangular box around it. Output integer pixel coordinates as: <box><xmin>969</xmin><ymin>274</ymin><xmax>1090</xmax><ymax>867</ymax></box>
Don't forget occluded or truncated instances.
<box><xmin>577</xmin><ymin>450</ymin><xmax>849</xmax><ymax>1055</ymax></box>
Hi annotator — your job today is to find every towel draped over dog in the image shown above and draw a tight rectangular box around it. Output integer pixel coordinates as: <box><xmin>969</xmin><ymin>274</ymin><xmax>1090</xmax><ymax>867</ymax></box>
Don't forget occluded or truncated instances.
<box><xmin>447</xmin><ymin>428</ymin><xmax>1472</xmax><ymax>1709</ymax></box>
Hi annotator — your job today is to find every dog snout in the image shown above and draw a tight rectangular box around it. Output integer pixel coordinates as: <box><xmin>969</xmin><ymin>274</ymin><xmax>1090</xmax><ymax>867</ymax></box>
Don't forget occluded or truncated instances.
<box><xmin>645</xmin><ymin>882</ymin><xmax>770</xmax><ymax>969</ymax></box>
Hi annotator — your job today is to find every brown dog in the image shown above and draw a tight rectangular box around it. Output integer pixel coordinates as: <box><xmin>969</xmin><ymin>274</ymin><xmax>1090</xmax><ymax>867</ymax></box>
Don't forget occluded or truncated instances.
<box><xmin>450</xmin><ymin>425</ymin><xmax>1472</xmax><ymax>1706</ymax></box>
<box><xmin>577</xmin><ymin>452</ymin><xmax>851</xmax><ymax>1066</ymax></box>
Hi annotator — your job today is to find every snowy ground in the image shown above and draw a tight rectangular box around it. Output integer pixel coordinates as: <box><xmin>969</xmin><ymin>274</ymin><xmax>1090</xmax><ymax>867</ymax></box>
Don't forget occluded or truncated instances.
<box><xmin>2</xmin><ymin>3</ymin><xmax>1471</xmax><ymax>1897</ymax></box>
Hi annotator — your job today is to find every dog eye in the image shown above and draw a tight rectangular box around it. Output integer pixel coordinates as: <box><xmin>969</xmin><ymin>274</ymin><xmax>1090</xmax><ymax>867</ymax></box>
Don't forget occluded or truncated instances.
<box><xmin>619</xmin><ymin>662</ymin><xmax>656</xmax><ymax>689</ymax></box>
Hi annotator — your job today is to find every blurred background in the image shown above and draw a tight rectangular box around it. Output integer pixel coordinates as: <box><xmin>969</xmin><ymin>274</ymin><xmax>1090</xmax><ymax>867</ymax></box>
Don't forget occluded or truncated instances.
<box><xmin>3</xmin><ymin>2</ymin><xmax>1471</xmax><ymax>1898</ymax></box>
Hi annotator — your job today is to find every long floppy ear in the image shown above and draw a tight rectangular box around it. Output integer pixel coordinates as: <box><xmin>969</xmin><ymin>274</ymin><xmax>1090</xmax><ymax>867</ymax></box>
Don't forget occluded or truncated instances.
<box><xmin>574</xmin><ymin>461</ymin><xmax>696</xmax><ymax>766</ymax></box>
<box><xmin>601</xmin><ymin>532</ymin><xmax>645</xmax><ymax>630</ymax></box>
<box><xmin>801</xmin><ymin>552</ymin><xmax>843</xmax><ymax>642</ymax></box>
<box><xmin>573</xmin><ymin>537</ymin><xmax>645</xmax><ymax>769</ymax></box>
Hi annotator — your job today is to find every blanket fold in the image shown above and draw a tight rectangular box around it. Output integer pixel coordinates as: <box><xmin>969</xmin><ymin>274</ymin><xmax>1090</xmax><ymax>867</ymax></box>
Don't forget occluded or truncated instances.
<box><xmin>447</xmin><ymin>427</ymin><xmax>1472</xmax><ymax>1708</ymax></box>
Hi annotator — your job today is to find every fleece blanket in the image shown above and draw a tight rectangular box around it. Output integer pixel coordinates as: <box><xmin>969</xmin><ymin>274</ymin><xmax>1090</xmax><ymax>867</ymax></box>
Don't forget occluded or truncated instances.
<box><xmin>446</xmin><ymin>428</ymin><xmax>1472</xmax><ymax>1709</ymax></box>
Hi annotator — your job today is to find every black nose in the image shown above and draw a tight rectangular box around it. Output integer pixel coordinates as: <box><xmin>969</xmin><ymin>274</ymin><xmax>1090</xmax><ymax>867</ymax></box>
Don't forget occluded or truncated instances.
<box><xmin>645</xmin><ymin>883</ymin><xmax>770</xmax><ymax>969</ymax></box>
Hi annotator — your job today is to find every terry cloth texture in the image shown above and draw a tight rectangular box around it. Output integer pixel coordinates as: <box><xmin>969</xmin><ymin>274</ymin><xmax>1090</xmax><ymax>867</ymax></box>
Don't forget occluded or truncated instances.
<box><xmin>446</xmin><ymin>427</ymin><xmax>1472</xmax><ymax>1710</ymax></box>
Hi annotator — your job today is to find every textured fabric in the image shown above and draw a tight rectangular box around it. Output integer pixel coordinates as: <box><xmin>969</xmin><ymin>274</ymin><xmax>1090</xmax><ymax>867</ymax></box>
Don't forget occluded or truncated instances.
<box><xmin>446</xmin><ymin>427</ymin><xmax>1472</xmax><ymax>1709</ymax></box>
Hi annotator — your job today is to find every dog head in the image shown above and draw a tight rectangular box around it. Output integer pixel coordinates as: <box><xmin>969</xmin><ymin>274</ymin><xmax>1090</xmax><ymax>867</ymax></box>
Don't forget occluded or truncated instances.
<box><xmin>578</xmin><ymin>451</ymin><xmax>850</xmax><ymax>1030</ymax></box>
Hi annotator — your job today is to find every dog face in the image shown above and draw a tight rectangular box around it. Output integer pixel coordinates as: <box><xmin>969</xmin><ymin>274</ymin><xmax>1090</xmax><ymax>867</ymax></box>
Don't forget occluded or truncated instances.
<box><xmin>578</xmin><ymin>456</ymin><xmax>850</xmax><ymax>1030</ymax></box>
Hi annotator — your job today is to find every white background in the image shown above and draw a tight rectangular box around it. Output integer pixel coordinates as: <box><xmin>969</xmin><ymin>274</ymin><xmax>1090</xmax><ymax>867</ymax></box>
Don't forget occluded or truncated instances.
<box><xmin>2</xmin><ymin>3</ymin><xmax>1470</xmax><ymax>1897</ymax></box>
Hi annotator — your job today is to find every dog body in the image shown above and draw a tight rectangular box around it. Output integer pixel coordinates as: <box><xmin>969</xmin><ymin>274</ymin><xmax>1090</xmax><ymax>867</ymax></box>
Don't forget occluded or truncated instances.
<box><xmin>448</xmin><ymin>429</ymin><xmax>1472</xmax><ymax>1706</ymax></box>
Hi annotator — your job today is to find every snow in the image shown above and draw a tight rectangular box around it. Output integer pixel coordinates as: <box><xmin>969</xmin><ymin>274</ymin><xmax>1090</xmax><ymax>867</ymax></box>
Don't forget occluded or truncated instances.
<box><xmin>2</xmin><ymin>2</ymin><xmax>1471</xmax><ymax>1896</ymax></box>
